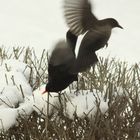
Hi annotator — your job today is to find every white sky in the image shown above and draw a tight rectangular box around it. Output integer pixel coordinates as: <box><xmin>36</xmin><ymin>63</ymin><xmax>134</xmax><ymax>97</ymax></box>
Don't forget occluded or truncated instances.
<box><xmin>0</xmin><ymin>0</ymin><xmax>140</xmax><ymax>63</ymax></box>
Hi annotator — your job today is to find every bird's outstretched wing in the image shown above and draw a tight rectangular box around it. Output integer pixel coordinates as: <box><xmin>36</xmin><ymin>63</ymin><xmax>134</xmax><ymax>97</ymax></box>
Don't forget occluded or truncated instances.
<box><xmin>64</xmin><ymin>0</ymin><xmax>97</xmax><ymax>36</ymax></box>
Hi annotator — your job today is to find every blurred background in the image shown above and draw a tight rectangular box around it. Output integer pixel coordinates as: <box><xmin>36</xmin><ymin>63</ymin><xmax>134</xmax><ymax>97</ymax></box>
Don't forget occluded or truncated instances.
<box><xmin>0</xmin><ymin>0</ymin><xmax>139</xmax><ymax>63</ymax></box>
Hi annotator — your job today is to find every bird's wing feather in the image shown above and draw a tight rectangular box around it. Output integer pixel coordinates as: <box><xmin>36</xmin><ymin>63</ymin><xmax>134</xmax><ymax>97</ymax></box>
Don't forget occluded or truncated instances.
<box><xmin>48</xmin><ymin>40</ymin><xmax>76</xmax><ymax>82</ymax></box>
<box><xmin>49</xmin><ymin>40</ymin><xmax>75</xmax><ymax>66</ymax></box>
<box><xmin>64</xmin><ymin>0</ymin><xmax>97</xmax><ymax>35</ymax></box>
<box><xmin>71</xmin><ymin>50</ymin><xmax>98</xmax><ymax>73</ymax></box>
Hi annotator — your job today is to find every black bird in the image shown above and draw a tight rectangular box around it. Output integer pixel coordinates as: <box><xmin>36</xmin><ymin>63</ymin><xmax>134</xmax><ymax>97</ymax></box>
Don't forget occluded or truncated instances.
<box><xmin>64</xmin><ymin>0</ymin><xmax>123</xmax><ymax>73</ymax></box>
<box><xmin>43</xmin><ymin>30</ymin><xmax>78</xmax><ymax>93</ymax></box>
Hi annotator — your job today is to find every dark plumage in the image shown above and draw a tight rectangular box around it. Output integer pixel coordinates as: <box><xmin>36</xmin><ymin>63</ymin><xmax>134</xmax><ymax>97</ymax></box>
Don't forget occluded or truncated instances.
<box><xmin>64</xmin><ymin>0</ymin><xmax>123</xmax><ymax>72</ymax></box>
<box><xmin>44</xmin><ymin>30</ymin><xmax>78</xmax><ymax>93</ymax></box>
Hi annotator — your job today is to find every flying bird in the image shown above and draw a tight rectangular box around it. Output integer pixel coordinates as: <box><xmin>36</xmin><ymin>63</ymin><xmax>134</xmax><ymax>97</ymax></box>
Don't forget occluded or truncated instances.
<box><xmin>43</xmin><ymin>30</ymin><xmax>78</xmax><ymax>93</ymax></box>
<box><xmin>64</xmin><ymin>0</ymin><xmax>123</xmax><ymax>73</ymax></box>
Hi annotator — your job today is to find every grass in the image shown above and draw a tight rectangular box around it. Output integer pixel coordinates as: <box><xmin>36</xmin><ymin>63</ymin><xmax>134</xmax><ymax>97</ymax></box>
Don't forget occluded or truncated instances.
<box><xmin>0</xmin><ymin>47</ymin><xmax>140</xmax><ymax>139</ymax></box>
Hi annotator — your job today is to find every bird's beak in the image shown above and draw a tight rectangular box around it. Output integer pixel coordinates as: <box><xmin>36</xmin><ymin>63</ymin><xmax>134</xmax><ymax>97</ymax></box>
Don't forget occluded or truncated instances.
<box><xmin>42</xmin><ymin>90</ymin><xmax>47</xmax><ymax>94</ymax></box>
<box><xmin>118</xmin><ymin>25</ymin><xmax>123</xmax><ymax>29</ymax></box>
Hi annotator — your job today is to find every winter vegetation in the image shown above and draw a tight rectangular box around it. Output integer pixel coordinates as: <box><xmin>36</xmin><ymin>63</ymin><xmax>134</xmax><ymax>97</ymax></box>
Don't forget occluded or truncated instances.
<box><xmin>0</xmin><ymin>47</ymin><xmax>140</xmax><ymax>139</ymax></box>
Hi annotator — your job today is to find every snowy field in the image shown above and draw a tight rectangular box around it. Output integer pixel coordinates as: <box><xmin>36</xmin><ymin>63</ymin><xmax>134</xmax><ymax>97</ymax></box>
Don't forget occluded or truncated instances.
<box><xmin>0</xmin><ymin>48</ymin><xmax>140</xmax><ymax>139</ymax></box>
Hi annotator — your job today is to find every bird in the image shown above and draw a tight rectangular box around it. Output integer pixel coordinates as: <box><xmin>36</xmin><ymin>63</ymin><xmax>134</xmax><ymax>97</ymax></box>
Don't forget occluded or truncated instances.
<box><xmin>64</xmin><ymin>0</ymin><xmax>123</xmax><ymax>73</ymax></box>
<box><xmin>42</xmin><ymin>30</ymin><xmax>78</xmax><ymax>93</ymax></box>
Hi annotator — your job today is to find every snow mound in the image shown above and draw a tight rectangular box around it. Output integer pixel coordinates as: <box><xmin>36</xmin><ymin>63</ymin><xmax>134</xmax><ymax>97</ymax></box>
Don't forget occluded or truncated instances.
<box><xmin>29</xmin><ymin>84</ymin><xmax>59</xmax><ymax>117</ymax></box>
<box><xmin>0</xmin><ymin>108</ymin><xmax>18</xmax><ymax>131</ymax></box>
<box><xmin>1</xmin><ymin>59</ymin><xmax>31</xmax><ymax>81</ymax></box>
<box><xmin>65</xmin><ymin>90</ymin><xmax>108</xmax><ymax>119</ymax></box>
<box><xmin>0</xmin><ymin>59</ymin><xmax>33</xmax><ymax>131</ymax></box>
<box><xmin>0</xmin><ymin>60</ymin><xmax>32</xmax><ymax>107</ymax></box>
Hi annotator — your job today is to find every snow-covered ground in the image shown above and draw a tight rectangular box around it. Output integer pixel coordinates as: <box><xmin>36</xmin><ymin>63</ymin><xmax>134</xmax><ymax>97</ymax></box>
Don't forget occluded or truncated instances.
<box><xmin>0</xmin><ymin>60</ymin><xmax>108</xmax><ymax>131</ymax></box>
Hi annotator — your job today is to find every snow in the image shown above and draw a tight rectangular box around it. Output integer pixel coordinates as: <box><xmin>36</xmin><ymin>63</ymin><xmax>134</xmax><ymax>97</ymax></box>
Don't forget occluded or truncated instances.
<box><xmin>0</xmin><ymin>60</ymin><xmax>32</xmax><ymax>107</ymax></box>
<box><xmin>0</xmin><ymin>59</ymin><xmax>109</xmax><ymax>131</ymax></box>
<box><xmin>29</xmin><ymin>85</ymin><xmax>59</xmax><ymax>117</ymax></box>
<box><xmin>65</xmin><ymin>90</ymin><xmax>108</xmax><ymax>119</ymax></box>
<box><xmin>1</xmin><ymin>59</ymin><xmax>31</xmax><ymax>81</ymax></box>
<box><xmin>0</xmin><ymin>108</ymin><xmax>18</xmax><ymax>131</ymax></box>
<box><xmin>0</xmin><ymin>59</ymin><xmax>33</xmax><ymax>131</ymax></box>
<box><xmin>17</xmin><ymin>101</ymin><xmax>33</xmax><ymax>118</ymax></box>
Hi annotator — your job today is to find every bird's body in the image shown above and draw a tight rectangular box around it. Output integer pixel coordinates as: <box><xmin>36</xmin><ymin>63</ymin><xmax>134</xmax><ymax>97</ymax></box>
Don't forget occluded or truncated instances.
<box><xmin>45</xmin><ymin>30</ymin><xmax>78</xmax><ymax>92</ymax></box>
<box><xmin>46</xmin><ymin>64</ymin><xmax>77</xmax><ymax>92</ymax></box>
<box><xmin>64</xmin><ymin>0</ymin><xmax>123</xmax><ymax>72</ymax></box>
<box><xmin>81</xmin><ymin>28</ymin><xmax>110</xmax><ymax>51</ymax></box>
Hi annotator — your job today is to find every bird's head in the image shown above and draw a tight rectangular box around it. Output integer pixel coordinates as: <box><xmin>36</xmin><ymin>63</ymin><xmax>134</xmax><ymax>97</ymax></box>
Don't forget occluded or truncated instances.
<box><xmin>107</xmin><ymin>18</ymin><xmax>123</xmax><ymax>29</ymax></box>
